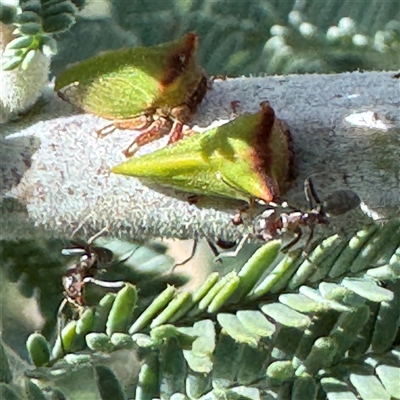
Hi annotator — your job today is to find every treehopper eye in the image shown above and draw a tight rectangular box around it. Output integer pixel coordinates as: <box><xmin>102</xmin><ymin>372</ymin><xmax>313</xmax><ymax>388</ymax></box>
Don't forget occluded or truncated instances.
<box><xmin>111</xmin><ymin>102</ymin><xmax>294</xmax><ymax>207</ymax></box>
<box><xmin>55</xmin><ymin>33</ymin><xmax>209</xmax><ymax>157</ymax></box>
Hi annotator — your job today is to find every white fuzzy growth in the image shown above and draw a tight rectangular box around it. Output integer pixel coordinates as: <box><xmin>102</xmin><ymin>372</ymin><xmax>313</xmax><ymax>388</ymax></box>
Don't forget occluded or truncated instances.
<box><xmin>0</xmin><ymin>22</ymin><xmax>50</xmax><ymax>123</ymax></box>
<box><xmin>1</xmin><ymin>72</ymin><xmax>400</xmax><ymax>242</ymax></box>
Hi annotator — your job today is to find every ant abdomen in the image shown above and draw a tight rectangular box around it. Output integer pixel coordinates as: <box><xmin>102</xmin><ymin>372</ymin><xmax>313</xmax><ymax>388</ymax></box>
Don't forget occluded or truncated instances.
<box><xmin>323</xmin><ymin>189</ymin><xmax>361</xmax><ymax>216</ymax></box>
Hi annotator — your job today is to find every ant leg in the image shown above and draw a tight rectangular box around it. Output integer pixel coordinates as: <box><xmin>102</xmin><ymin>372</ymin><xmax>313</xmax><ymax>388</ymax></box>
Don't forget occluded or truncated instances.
<box><xmin>171</xmin><ymin>239</ymin><xmax>199</xmax><ymax>271</ymax></box>
<box><xmin>87</xmin><ymin>226</ymin><xmax>109</xmax><ymax>245</ymax></box>
<box><xmin>69</xmin><ymin>218</ymin><xmax>109</xmax><ymax>242</ymax></box>
<box><xmin>304</xmin><ymin>176</ymin><xmax>325</xmax><ymax>214</ymax></box>
<box><xmin>55</xmin><ymin>298</ymin><xmax>68</xmax><ymax>358</ymax></box>
<box><xmin>281</xmin><ymin>227</ymin><xmax>302</xmax><ymax>253</ymax></box>
<box><xmin>214</xmin><ymin>234</ymin><xmax>249</xmax><ymax>262</ymax></box>
<box><xmin>83</xmin><ymin>277</ymin><xmax>126</xmax><ymax>289</ymax></box>
<box><xmin>206</xmin><ymin>239</ymin><xmax>221</xmax><ymax>259</ymax></box>
<box><xmin>206</xmin><ymin>238</ymin><xmax>237</xmax><ymax>263</ymax></box>
<box><xmin>303</xmin><ymin>225</ymin><xmax>315</xmax><ymax>256</ymax></box>
<box><xmin>70</xmin><ymin>214</ymin><xmax>92</xmax><ymax>238</ymax></box>
<box><xmin>304</xmin><ymin>177</ymin><xmax>314</xmax><ymax>208</ymax></box>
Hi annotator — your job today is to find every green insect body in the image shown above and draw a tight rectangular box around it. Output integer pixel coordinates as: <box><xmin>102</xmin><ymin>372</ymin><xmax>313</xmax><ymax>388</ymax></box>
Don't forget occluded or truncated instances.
<box><xmin>55</xmin><ymin>33</ymin><xmax>209</xmax><ymax>157</ymax></box>
<box><xmin>111</xmin><ymin>102</ymin><xmax>294</xmax><ymax>205</ymax></box>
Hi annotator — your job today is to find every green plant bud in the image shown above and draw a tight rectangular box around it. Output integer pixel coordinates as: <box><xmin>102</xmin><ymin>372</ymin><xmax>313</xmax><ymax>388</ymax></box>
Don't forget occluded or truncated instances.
<box><xmin>16</xmin><ymin>11</ymin><xmax>42</xmax><ymax>24</ymax></box>
<box><xmin>42</xmin><ymin>13</ymin><xmax>75</xmax><ymax>33</ymax></box>
<box><xmin>18</xmin><ymin>22</ymin><xmax>41</xmax><ymax>35</ymax></box>
<box><xmin>236</xmin><ymin>310</ymin><xmax>276</xmax><ymax>339</ymax></box>
<box><xmin>217</xmin><ymin>313</ymin><xmax>260</xmax><ymax>347</ymax></box>
<box><xmin>261</xmin><ymin>303</ymin><xmax>311</xmax><ymax>329</ymax></box>
<box><xmin>292</xmin><ymin>374</ymin><xmax>317</xmax><ymax>400</ymax></box>
<box><xmin>129</xmin><ymin>285</ymin><xmax>176</xmax><ymax>334</ymax></box>
<box><xmin>151</xmin><ymin>325</ymin><xmax>196</xmax><ymax>349</ymax></box>
<box><xmin>106</xmin><ymin>283</ymin><xmax>137</xmax><ymax>336</ymax></box>
<box><xmin>150</xmin><ymin>292</ymin><xmax>192</xmax><ymax>328</ymax></box>
<box><xmin>26</xmin><ymin>333</ymin><xmax>50</xmax><ymax>367</ymax></box>
<box><xmin>55</xmin><ymin>33</ymin><xmax>208</xmax><ymax>157</ymax></box>
<box><xmin>41</xmin><ymin>1</ymin><xmax>77</xmax><ymax>19</ymax></box>
<box><xmin>2</xmin><ymin>56</ymin><xmax>23</xmax><ymax>71</ymax></box>
<box><xmin>192</xmin><ymin>272</ymin><xmax>220</xmax><ymax>302</ymax></box>
<box><xmin>131</xmin><ymin>333</ymin><xmax>154</xmax><ymax>348</ymax></box>
<box><xmin>329</xmin><ymin>225</ymin><xmax>378</xmax><ymax>278</ymax></box>
<box><xmin>371</xmin><ymin>299</ymin><xmax>400</xmax><ymax>353</ymax></box>
<box><xmin>64</xmin><ymin>353</ymin><xmax>92</xmax><ymax>365</ymax></box>
<box><xmin>207</xmin><ymin>274</ymin><xmax>240</xmax><ymax>313</ymax></box>
<box><xmin>21</xmin><ymin>49</ymin><xmax>36</xmax><ymax>70</ymax></box>
<box><xmin>51</xmin><ymin>320</ymin><xmax>77</xmax><ymax>359</ymax></box>
<box><xmin>190</xmin><ymin>272</ymin><xmax>238</xmax><ymax>316</ymax></box>
<box><xmin>234</xmin><ymin>239</ymin><xmax>281</xmax><ymax>300</ymax></box>
<box><xmin>76</xmin><ymin>308</ymin><xmax>95</xmax><ymax>335</ymax></box>
<box><xmin>92</xmin><ymin>293</ymin><xmax>117</xmax><ymax>332</ymax></box>
<box><xmin>350</xmin><ymin>220</ymin><xmax>400</xmax><ymax>273</ymax></box>
<box><xmin>112</xmin><ymin>102</ymin><xmax>293</xmax><ymax>204</ymax></box>
<box><xmin>266</xmin><ymin>360</ymin><xmax>295</xmax><ymax>382</ymax></box>
<box><xmin>95</xmin><ymin>366</ymin><xmax>125</xmax><ymax>400</ymax></box>
<box><xmin>110</xmin><ymin>333</ymin><xmax>135</xmax><ymax>349</ymax></box>
<box><xmin>40</xmin><ymin>35</ymin><xmax>58</xmax><ymax>56</ymax></box>
<box><xmin>21</xmin><ymin>2</ymin><xmax>41</xmax><ymax>14</ymax></box>
<box><xmin>1</xmin><ymin>48</ymin><xmax>22</xmax><ymax>58</ymax></box>
<box><xmin>24</xmin><ymin>378</ymin><xmax>47</xmax><ymax>400</ymax></box>
<box><xmin>86</xmin><ymin>333</ymin><xmax>114</xmax><ymax>352</ymax></box>
<box><xmin>7</xmin><ymin>36</ymin><xmax>35</xmax><ymax>50</ymax></box>
<box><xmin>304</xmin><ymin>337</ymin><xmax>338</xmax><ymax>373</ymax></box>
<box><xmin>0</xmin><ymin>5</ymin><xmax>17</xmax><ymax>24</ymax></box>
<box><xmin>136</xmin><ymin>356</ymin><xmax>159</xmax><ymax>400</ymax></box>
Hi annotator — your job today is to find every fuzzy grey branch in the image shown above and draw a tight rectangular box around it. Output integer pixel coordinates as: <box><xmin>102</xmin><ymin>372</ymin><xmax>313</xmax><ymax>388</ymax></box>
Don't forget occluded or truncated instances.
<box><xmin>2</xmin><ymin>72</ymin><xmax>399</xmax><ymax>242</ymax></box>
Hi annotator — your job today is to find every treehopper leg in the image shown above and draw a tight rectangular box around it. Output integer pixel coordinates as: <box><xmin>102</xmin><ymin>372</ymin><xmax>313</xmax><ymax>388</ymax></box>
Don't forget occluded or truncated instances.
<box><xmin>166</xmin><ymin>120</ymin><xmax>185</xmax><ymax>144</ymax></box>
<box><xmin>96</xmin><ymin>115</ymin><xmax>150</xmax><ymax>138</ymax></box>
<box><xmin>123</xmin><ymin>117</ymin><xmax>172</xmax><ymax>157</ymax></box>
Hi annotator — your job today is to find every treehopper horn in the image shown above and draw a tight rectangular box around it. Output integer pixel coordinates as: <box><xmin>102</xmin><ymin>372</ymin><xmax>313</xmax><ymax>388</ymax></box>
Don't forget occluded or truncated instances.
<box><xmin>111</xmin><ymin>102</ymin><xmax>294</xmax><ymax>206</ymax></box>
<box><xmin>55</xmin><ymin>33</ymin><xmax>209</xmax><ymax>157</ymax></box>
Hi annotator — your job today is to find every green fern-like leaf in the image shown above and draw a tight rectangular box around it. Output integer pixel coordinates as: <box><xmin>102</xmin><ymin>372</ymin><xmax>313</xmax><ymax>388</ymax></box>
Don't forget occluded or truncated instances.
<box><xmin>12</xmin><ymin>221</ymin><xmax>400</xmax><ymax>399</ymax></box>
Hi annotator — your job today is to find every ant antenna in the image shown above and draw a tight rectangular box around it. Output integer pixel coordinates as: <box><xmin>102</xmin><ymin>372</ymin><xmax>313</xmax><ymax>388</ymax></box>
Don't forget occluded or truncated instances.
<box><xmin>304</xmin><ymin>176</ymin><xmax>323</xmax><ymax>210</ymax></box>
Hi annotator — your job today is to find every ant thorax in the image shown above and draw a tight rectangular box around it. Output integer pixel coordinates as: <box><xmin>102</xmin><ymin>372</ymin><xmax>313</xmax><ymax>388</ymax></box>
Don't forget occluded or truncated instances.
<box><xmin>63</xmin><ymin>268</ymin><xmax>86</xmax><ymax>307</ymax></box>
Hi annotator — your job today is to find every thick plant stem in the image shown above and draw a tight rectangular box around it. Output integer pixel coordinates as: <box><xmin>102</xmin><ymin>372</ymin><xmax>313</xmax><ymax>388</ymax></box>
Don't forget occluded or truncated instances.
<box><xmin>2</xmin><ymin>72</ymin><xmax>399</xmax><ymax>242</ymax></box>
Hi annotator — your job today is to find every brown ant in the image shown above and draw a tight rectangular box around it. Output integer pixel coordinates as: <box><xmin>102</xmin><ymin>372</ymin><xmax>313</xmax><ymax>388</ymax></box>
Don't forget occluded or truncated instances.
<box><xmin>59</xmin><ymin>229</ymin><xmax>125</xmax><ymax>309</ymax></box>
<box><xmin>55</xmin><ymin>229</ymin><xmax>127</xmax><ymax>356</ymax></box>
<box><xmin>253</xmin><ymin>176</ymin><xmax>361</xmax><ymax>252</ymax></box>
<box><xmin>216</xmin><ymin>177</ymin><xmax>360</xmax><ymax>260</ymax></box>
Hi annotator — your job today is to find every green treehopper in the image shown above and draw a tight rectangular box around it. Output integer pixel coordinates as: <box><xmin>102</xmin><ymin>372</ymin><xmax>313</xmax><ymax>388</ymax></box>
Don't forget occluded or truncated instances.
<box><xmin>111</xmin><ymin>102</ymin><xmax>294</xmax><ymax>211</ymax></box>
<box><xmin>55</xmin><ymin>33</ymin><xmax>209</xmax><ymax>157</ymax></box>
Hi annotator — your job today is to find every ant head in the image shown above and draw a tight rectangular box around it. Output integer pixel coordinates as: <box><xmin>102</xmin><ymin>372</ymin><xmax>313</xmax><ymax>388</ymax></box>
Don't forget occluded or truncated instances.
<box><xmin>62</xmin><ymin>242</ymin><xmax>114</xmax><ymax>265</ymax></box>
